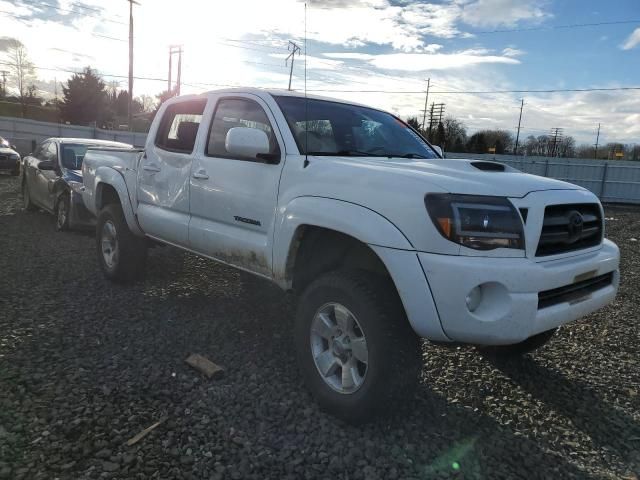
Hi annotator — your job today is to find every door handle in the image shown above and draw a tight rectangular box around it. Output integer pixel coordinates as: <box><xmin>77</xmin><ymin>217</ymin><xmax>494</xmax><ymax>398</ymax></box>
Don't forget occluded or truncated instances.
<box><xmin>192</xmin><ymin>169</ymin><xmax>209</xmax><ymax>180</ymax></box>
<box><xmin>143</xmin><ymin>163</ymin><xmax>161</xmax><ymax>173</ymax></box>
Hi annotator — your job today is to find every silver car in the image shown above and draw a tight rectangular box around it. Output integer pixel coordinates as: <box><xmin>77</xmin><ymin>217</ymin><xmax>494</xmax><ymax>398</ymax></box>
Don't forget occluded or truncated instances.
<box><xmin>22</xmin><ymin>138</ymin><xmax>131</xmax><ymax>231</ymax></box>
<box><xmin>0</xmin><ymin>136</ymin><xmax>20</xmax><ymax>176</ymax></box>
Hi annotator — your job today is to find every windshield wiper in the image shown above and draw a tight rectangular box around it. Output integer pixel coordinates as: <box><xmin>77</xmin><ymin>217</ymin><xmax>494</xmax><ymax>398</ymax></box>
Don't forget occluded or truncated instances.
<box><xmin>389</xmin><ymin>153</ymin><xmax>429</xmax><ymax>159</ymax></box>
<box><xmin>306</xmin><ymin>150</ymin><xmax>383</xmax><ymax>157</ymax></box>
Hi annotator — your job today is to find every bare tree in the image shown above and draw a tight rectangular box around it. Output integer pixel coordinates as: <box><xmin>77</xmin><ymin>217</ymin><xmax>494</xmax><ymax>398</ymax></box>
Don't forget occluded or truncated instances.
<box><xmin>137</xmin><ymin>94</ymin><xmax>156</xmax><ymax>113</ymax></box>
<box><xmin>5</xmin><ymin>39</ymin><xmax>36</xmax><ymax>117</ymax></box>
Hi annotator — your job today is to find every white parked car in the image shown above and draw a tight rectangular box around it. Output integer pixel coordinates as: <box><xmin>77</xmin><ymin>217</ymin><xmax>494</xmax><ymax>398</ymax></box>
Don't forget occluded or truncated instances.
<box><xmin>81</xmin><ymin>88</ymin><xmax>620</xmax><ymax>422</ymax></box>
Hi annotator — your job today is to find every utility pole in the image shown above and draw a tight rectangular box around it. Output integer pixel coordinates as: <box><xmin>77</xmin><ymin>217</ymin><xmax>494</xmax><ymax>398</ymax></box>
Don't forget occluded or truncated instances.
<box><xmin>594</xmin><ymin>123</ymin><xmax>601</xmax><ymax>159</ymax></box>
<box><xmin>514</xmin><ymin>98</ymin><xmax>524</xmax><ymax>155</ymax></box>
<box><xmin>168</xmin><ymin>45</ymin><xmax>183</xmax><ymax>96</ymax></box>
<box><xmin>549</xmin><ymin>127</ymin><xmax>563</xmax><ymax>157</ymax></box>
<box><xmin>421</xmin><ymin>78</ymin><xmax>430</xmax><ymax>130</ymax></box>
<box><xmin>0</xmin><ymin>70</ymin><xmax>7</xmax><ymax>97</ymax></box>
<box><xmin>286</xmin><ymin>41</ymin><xmax>301</xmax><ymax>91</ymax></box>
<box><xmin>168</xmin><ymin>46</ymin><xmax>172</xmax><ymax>93</ymax></box>
<box><xmin>176</xmin><ymin>46</ymin><xmax>182</xmax><ymax>95</ymax></box>
<box><xmin>127</xmin><ymin>0</ymin><xmax>140</xmax><ymax>131</ymax></box>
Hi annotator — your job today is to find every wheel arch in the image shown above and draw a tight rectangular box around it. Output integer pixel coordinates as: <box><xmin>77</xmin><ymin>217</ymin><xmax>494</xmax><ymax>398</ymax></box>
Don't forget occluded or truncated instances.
<box><xmin>273</xmin><ymin>197</ymin><xmax>414</xmax><ymax>291</ymax></box>
<box><xmin>94</xmin><ymin>167</ymin><xmax>144</xmax><ymax>236</ymax></box>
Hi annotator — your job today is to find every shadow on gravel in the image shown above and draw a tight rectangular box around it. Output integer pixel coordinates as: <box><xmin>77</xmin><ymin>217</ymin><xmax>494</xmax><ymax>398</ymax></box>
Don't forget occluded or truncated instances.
<box><xmin>399</xmin><ymin>388</ymin><xmax>594</xmax><ymax>479</ymax></box>
<box><xmin>486</xmin><ymin>355</ymin><xmax>640</xmax><ymax>466</ymax></box>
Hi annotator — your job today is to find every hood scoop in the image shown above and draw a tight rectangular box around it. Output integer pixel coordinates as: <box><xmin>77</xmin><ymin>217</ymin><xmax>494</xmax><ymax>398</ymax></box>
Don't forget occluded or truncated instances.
<box><xmin>471</xmin><ymin>161</ymin><xmax>506</xmax><ymax>172</ymax></box>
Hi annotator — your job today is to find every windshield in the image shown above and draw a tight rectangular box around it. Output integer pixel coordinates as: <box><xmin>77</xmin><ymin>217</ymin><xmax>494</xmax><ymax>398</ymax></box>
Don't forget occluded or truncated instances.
<box><xmin>275</xmin><ymin>96</ymin><xmax>439</xmax><ymax>159</ymax></box>
<box><xmin>61</xmin><ymin>144</ymin><xmax>93</xmax><ymax>170</ymax></box>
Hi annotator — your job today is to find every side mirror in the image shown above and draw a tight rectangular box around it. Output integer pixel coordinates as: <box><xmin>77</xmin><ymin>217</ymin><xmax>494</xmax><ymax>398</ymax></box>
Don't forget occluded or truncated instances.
<box><xmin>37</xmin><ymin>160</ymin><xmax>55</xmax><ymax>171</ymax></box>
<box><xmin>225</xmin><ymin>127</ymin><xmax>272</xmax><ymax>161</ymax></box>
<box><xmin>11</xmin><ymin>145</ymin><xmax>17</xmax><ymax>151</ymax></box>
<box><xmin>432</xmin><ymin>145</ymin><xmax>443</xmax><ymax>157</ymax></box>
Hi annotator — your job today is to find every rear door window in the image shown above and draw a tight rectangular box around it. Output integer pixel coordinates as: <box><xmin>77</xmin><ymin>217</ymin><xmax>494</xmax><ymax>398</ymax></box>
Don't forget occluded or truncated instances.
<box><xmin>155</xmin><ymin>99</ymin><xmax>207</xmax><ymax>153</ymax></box>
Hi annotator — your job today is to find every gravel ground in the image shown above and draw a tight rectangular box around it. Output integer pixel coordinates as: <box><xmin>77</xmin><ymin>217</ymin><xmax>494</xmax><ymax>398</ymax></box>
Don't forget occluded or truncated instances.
<box><xmin>0</xmin><ymin>173</ymin><xmax>639</xmax><ymax>480</ymax></box>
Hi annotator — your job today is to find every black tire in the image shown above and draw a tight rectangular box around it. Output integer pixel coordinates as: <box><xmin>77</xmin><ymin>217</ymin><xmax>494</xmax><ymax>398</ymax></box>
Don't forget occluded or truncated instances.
<box><xmin>55</xmin><ymin>194</ymin><xmax>70</xmax><ymax>232</ymax></box>
<box><xmin>22</xmin><ymin>180</ymin><xmax>36</xmax><ymax>211</ymax></box>
<box><xmin>295</xmin><ymin>270</ymin><xmax>421</xmax><ymax>423</ymax></box>
<box><xmin>96</xmin><ymin>203</ymin><xmax>147</xmax><ymax>283</ymax></box>
<box><xmin>478</xmin><ymin>328</ymin><xmax>558</xmax><ymax>357</ymax></box>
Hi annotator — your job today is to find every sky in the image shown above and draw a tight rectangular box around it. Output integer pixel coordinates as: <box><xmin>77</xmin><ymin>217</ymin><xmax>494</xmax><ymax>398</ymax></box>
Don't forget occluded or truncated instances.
<box><xmin>0</xmin><ymin>0</ymin><xmax>639</xmax><ymax>145</ymax></box>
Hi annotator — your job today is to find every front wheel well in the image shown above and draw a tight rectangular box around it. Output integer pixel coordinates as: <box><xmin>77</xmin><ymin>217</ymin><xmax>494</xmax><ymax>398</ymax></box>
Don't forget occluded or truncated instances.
<box><xmin>289</xmin><ymin>226</ymin><xmax>392</xmax><ymax>294</ymax></box>
<box><xmin>96</xmin><ymin>183</ymin><xmax>120</xmax><ymax>211</ymax></box>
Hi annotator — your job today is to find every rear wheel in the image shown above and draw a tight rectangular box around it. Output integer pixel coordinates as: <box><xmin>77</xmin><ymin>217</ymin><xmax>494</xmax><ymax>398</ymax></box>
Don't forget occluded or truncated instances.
<box><xmin>22</xmin><ymin>180</ymin><xmax>36</xmax><ymax>211</ymax></box>
<box><xmin>96</xmin><ymin>203</ymin><xmax>147</xmax><ymax>283</ymax></box>
<box><xmin>479</xmin><ymin>328</ymin><xmax>558</xmax><ymax>357</ymax></box>
<box><xmin>295</xmin><ymin>270</ymin><xmax>421</xmax><ymax>423</ymax></box>
<box><xmin>55</xmin><ymin>194</ymin><xmax>70</xmax><ymax>231</ymax></box>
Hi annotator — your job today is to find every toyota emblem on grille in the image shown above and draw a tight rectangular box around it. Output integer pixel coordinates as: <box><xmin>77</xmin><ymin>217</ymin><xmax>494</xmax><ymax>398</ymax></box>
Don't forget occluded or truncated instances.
<box><xmin>567</xmin><ymin>211</ymin><xmax>584</xmax><ymax>243</ymax></box>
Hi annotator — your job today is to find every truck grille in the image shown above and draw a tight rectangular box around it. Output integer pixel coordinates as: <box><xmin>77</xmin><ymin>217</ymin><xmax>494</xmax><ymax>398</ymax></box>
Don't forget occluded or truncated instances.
<box><xmin>536</xmin><ymin>203</ymin><xmax>602</xmax><ymax>256</ymax></box>
<box><xmin>538</xmin><ymin>272</ymin><xmax>613</xmax><ymax>309</ymax></box>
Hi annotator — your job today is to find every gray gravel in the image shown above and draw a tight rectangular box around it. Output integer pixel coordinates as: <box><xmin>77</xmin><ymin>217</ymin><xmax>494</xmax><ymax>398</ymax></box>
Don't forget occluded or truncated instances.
<box><xmin>1</xmin><ymin>173</ymin><xmax>639</xmax><ymax>480</ymax></box>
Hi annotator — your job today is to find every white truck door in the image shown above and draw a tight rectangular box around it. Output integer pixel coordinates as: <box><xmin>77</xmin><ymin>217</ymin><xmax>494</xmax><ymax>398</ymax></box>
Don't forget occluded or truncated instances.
<box><xmin>137</xmin><ymin>98</ymin><xmax>207</xmax><ymax>246</ymax></box>
<box><xmin>189</xmin><ymin>94</ymin><xmax>286</xmax><ymax>277</ymax></box>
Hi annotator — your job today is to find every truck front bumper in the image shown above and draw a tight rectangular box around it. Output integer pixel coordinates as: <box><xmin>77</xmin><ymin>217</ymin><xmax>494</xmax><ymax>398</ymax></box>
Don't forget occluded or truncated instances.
<box><xmin>417</xmin><ymin>239</ymin><xmax>620</xmax><ymax>345</ymax></box>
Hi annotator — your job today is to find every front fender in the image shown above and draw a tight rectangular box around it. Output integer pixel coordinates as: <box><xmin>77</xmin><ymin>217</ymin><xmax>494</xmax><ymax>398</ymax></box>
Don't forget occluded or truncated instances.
<box><xmin>94</xmin><ymin>167</ymin><xmax>144</xmax><ymax>236</ymax></box>
<box><xmin>273</xmin><ymin>196</ymin><xmax>414</xmax><ymax>286</ymax></box>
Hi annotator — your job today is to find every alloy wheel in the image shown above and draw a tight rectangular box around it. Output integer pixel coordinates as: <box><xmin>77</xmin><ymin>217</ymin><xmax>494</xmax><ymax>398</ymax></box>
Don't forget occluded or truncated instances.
<box><xmin>310</xmin><ymin>302</ymin><xmax>369</xmax><ymax>394</ymax></box>
<box><xmin>101</xmin><ymin>220</ymin><xmax>119</xmax><ymax>269</ymax></box>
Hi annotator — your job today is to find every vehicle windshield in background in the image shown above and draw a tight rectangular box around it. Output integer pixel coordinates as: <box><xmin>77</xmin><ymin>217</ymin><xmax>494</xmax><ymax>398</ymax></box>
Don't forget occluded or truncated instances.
<box><xmin>275</xmin><ymin>96</ymin><xmax>439</xmax><ymax>159</ymax></box>
<box><xmin>61</xmin><ymin>144</ymin><xmax>93</xmax><ymax>170</ymax></box>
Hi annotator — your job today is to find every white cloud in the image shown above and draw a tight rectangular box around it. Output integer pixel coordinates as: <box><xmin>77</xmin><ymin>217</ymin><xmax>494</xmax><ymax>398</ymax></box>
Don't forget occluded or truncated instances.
<box><xmin>323</xmin><ymin>52</ymin><xmax>376</xmax><ymax>60</ymax></box>
<box><xmin>459</xmin><ymin>0</ymin><xmax>549</xmax><ymax>28</ymax></box>
<box><xmin>368</xmin><ymin>50</ymin><xmax>520</xmax><ymax>71</ymax></box>
<box><xmin>621</xmin><ymin>28</ymin><xmax>640</xmax><ymax>50</ymax></box>
<box><xmin>502</xmin><ymin>47</ymin><xmax>524</xmax><ymax>57</ymax></box>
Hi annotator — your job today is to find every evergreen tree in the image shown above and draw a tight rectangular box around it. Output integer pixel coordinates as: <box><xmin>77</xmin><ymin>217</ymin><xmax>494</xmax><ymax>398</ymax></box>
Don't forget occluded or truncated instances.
<box><xmin>60</xmin><ymin>67</ymin><xmax>108</xmax><ymax>125</ymax></box>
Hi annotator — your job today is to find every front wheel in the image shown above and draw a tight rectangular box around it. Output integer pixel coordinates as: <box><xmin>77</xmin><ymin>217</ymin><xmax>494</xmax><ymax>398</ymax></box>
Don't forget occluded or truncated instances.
<box><xmin>55</xmin><ymin>194</ymin><xmax>70</xmax><ymax>231</ymax></box>
<box><xmin>96</xmin><ymin>203</ymin><xmax>147</xmax><ymax>283</ymax></box>
<box><xmin>22</xmin><ymin>180</ymin><xmax>36</xmax><ymax>211</ymax></box>
<box><xmin>295</xmin><ymin>270</ymin><xmax>421</xmax><ymax>423</ymax></box>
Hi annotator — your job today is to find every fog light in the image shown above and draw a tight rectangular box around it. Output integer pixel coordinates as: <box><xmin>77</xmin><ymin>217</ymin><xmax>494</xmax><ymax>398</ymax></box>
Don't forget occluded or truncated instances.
<box><xmin>466</xmin><ymin>286</ymin><xmax>482</xmax><ymax>312</ymax></box>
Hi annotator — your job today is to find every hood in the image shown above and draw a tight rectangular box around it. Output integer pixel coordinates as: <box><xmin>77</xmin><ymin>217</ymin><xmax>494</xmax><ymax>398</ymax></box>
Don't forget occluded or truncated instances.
<box><xmin>62</xmin><ymin>168</ymin><xmax>83</xmax><ymax>182</ymax></box>
<box><xmin>321</xmin><ymin>156</ymin><xmax>582</xmax><ymax>198</ymax></box>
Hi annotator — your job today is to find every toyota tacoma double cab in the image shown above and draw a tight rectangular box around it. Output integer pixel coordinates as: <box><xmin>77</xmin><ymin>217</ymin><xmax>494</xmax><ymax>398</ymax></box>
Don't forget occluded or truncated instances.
<box><xmin>81</xmin><ymin>88</ymin><xmax>620</xmax><ymax>422</ymax></box>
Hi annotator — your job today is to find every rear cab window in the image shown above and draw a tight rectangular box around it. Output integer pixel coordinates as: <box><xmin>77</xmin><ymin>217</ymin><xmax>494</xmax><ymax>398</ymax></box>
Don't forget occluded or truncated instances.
<box><xmin>155</xmin><ymin>99</ymin><xmax>207</xmax><ymax>154</ymax></box>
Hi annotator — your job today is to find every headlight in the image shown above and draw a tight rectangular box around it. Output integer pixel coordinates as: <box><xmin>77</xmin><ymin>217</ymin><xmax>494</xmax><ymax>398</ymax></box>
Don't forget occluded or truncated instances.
<box><xmin>425</xmin><ymin>193</ymin><xmax>524</xmax><ymax>250</ymax></box>
<box><xmin>9</xmin><ymin>154</ymin><xmax>19</xmax><ymax>161</ymax></box>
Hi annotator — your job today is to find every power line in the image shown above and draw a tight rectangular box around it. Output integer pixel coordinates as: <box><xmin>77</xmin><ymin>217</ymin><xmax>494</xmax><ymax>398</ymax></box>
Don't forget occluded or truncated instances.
<box><xmin>307</xmin><ymin>86</ymin><xmax>640</xmax><ymax>94</ymax></box>
<box><xmin>472</xmin><ymin>19</ymin><xmax>640</xmax><ymax>35</ymax></box>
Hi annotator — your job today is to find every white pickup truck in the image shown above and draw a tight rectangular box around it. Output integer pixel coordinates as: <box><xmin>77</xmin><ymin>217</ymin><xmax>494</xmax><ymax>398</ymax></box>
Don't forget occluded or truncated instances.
<box><xmin>82</xmin><ymin>88</ymin><xmax>620</xmax><ymax>421</ymax></box>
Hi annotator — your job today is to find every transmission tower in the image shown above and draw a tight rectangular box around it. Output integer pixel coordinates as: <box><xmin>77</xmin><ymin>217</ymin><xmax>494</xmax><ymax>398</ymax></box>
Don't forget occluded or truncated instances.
<box><xmin>428</xmin><ymin>102</ymin><xmax>445</xmax><ymax>136</ymax></box>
